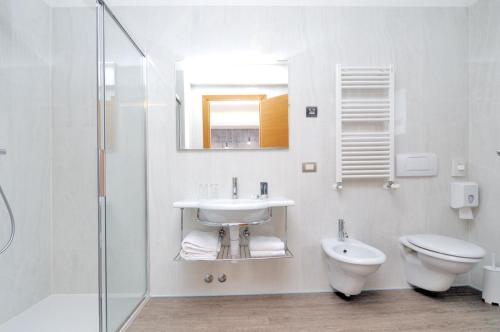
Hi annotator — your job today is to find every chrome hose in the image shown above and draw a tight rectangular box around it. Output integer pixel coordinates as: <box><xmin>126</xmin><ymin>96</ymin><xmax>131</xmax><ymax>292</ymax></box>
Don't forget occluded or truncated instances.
<box><xmin>0</xmin><ymin>183</ymin><xmax>15</xmax><ymax>255</ymax></box>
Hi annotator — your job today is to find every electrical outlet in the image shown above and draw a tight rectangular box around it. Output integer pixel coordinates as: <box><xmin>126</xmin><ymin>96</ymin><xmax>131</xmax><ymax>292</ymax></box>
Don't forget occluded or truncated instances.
<box><xmin>302</xmin><ymin>162</ymin><xmax>317</xmax><ymax>173</ymax></box>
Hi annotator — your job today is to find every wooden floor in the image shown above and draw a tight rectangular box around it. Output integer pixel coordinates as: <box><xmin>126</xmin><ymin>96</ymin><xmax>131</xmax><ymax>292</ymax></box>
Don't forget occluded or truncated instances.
<box><xmin>127</xmin><ymin>287</ymin><xmax>500</xmax><ymax>332</ymax></box>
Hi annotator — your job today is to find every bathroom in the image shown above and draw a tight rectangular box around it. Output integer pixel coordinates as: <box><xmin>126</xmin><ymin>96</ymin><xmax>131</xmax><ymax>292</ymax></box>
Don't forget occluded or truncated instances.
<box><xmin>1</xmin><ymin>0</ymin><xmax>500</xmax><ymax>330</ymax></box>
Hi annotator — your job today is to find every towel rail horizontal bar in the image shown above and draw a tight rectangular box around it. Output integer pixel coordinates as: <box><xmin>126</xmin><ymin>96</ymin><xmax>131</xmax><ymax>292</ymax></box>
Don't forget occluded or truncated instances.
<box><xmin>343</xmin><ymin>160</ymin><xmax>390</xmax><ymax>165</ymax></box>
<box><xmin>342</xmin><ymin>80</ymin><xmax>390</xmax><ymax>84</ymax></box>
<box><xmin>342</xmin><ymin>85</ymin><xmax>390</xmax><ymax>89</ymax></box>
<box><xmin>343</xmin><ymin>99</ymin><xmax>390</xmax><ymax>103</ymax></box>
<box><xmin>342</xmin><ymin>141</ymin><xmax>390</xmax><ymax>146</ymax></box>
<box><xmin>342</xmin><ymin>135</ymin><xmax>389</xmax><ymax>139</ymax></box>
<box><xmin>342</xmin><ymin>118</ymin><xmax>390</xmax><ymax>122</ymax></box>
<box><xmin>342</xmin><ymin>111</ymin><xmax>389</xmax><ymax>114</ymax></box>
<box><xmin>343</xmin><ymin>109</ymin><xmax>390</xmax><ymax>113</ymax></box>
<box><xmin>342</xmin><ymin>146</ymin><xmax>390</xmax><ymax>150</ymax></box>
<box><xmin>342</xmin><ymin>174</ymin><xmax>390</xmax><ymax>179</ymax></box>
<box><xmin>342</xmin><ymin>70</ymin><xmax>390</xmax><ymax>74</ymax></box>
<box><xmin>343</xmin><ymin>165</ymin><xmax>390</xmax><ymax>170</ymax></box>
<box><xmin>342</xmin><ymin>116</ymin><xmax>389</xmax><ymax>120</ymax></box>
<box><xmin>343</xmin><ymin>170</ymin><xmax>390</xmax><ymax>174</ymax></box>
<box><xmin>343</xmin><ymin>151</ymin><xmax>390</xmax><ymax>156</ymax></box>
<box><xmin>342</xmin><ymin>139</ymin><xmax>390</xmax><ymax>143</ymax></box>
<box><xmin>342</xmin><ymin>131</ymin><xmax>390</xmax><ymax>136</ymax></box>
<box><xmin>341</xmin><ymin>66</ymin><xmax>391</xmax><ymax>69</ymax></box>
<box><xmin>342</xmin><ymin>156</ymin><xmax>390</xmax><ymax>160</ymax></box>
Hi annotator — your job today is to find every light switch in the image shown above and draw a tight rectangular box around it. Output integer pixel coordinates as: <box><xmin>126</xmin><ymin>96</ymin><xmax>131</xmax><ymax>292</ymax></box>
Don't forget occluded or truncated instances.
<box><xmin>306</xmin><ymin>106</ymin><xmax>318</xmax><ymax>118</ymax></box>
<box><xmin>451</xmin><ymin>159</ymin><xmax>466</xmax><ymax>177</ymax></box>
<box><xmin>302</xmin><ymin>162</ymin><xmax>317</xmax><ymax>173</ymax></box>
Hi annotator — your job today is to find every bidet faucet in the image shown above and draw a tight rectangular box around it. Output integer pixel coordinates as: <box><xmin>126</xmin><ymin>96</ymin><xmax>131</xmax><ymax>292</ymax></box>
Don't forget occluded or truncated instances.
<box><xmin>338</xmin><ymin>219</ymin><xmax>348</xmax><ymax>242</ymax></box>
<box><xmin>232</xmin><ymin>177</ymin><xmax>238</xmax><ymax>199</ymax></box>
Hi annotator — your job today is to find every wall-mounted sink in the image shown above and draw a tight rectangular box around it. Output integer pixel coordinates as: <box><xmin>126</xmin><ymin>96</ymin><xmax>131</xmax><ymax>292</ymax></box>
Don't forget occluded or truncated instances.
<box><xmin>199</xmin><ymin>198</ymin><xmax>269</xmax><ymax>211</ymax></box>
<box><xmin>174</xmin><ymin>197</ymin><xmax>294</xmax><ymax>225</ymax></box>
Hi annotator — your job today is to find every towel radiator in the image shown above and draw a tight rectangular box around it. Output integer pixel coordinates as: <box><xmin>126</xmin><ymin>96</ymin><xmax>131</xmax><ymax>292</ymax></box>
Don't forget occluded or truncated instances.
<box><xmin>335</xmin><ymin>65</ymin><xmax>398</xmax><ymax>190</ymax></box>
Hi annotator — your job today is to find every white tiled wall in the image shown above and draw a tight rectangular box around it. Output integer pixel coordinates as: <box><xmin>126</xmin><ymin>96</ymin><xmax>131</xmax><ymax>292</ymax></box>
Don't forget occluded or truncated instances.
<box><xmin>0</xmin><ymin>1</ymin><xmax>99</xmax><ymax>324</ymax></box>
<box><xmin>114</xmin><ymin>6</ymin><xmax>472</xmax><ymax>296</ymax></box>
<box><xmin>469</xmin><ymin>0</ymin><xmax>500</xmax><ymax>290</ymax></box>
<box><xmin>50</xmin><ymin>6</ymin><xmax>98</xmax><ymax>294</ymax></box>
<box><xmin>0</xmin><ymin>0</ymin><xmax>52</xmax><ymax>323</ymax></box>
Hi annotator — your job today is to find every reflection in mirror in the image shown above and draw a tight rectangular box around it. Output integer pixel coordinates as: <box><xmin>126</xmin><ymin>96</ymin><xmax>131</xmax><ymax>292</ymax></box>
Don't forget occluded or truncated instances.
<box><xmin>176</xmin><ymin>60</ymin><xmax>288</xmax><ymax>150</ymax></box>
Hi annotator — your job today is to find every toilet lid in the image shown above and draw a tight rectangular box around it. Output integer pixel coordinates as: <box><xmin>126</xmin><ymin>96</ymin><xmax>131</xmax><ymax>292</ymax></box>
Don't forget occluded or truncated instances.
<box><xmin>407</xmin><ymin>234</ymin><xmax>485</xmax><ymax>259</ymax></box>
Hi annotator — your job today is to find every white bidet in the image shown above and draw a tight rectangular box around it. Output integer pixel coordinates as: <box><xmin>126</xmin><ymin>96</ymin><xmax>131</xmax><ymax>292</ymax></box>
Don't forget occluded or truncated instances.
<box><xmin>322</xmin><ymin>238</ymin><xmax>386</xmax><ymax>296</ymax></box>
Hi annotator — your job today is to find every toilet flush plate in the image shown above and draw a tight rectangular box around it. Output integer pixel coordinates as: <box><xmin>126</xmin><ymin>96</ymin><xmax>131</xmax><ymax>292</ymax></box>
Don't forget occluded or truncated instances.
<box><xmin>396</xmin><ymin>153</ymin><xmax>437</xmax><ymax>177</ymax></box>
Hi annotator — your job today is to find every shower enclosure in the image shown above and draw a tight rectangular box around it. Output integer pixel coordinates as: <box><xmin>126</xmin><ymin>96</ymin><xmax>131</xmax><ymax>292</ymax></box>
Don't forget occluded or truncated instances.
<box><xmin>0</xmin><ymin>1</ymin><xmax>148</xmax><ymax>331</ymax></box>
<box><xmin>98</xmin><ymin>2</ymin><xmax>149</xmax><ymax>331</ymax></box>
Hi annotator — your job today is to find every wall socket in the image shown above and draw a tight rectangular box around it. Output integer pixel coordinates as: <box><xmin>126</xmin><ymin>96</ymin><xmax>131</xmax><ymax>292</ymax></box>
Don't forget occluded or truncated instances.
<box><xmin>302</xmin><ymin>162</ymin><xmax>317</xmax><ymax>173</ymax></box>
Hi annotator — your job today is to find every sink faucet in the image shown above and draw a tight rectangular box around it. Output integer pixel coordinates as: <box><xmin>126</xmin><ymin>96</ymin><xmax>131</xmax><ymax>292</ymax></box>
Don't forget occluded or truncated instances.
<box><xmin>232</xmin><ymin>177</ymin><xmax>238</xmax><ymax>199</ymax></box>
<box><xmin>260</xmin><ymin>182</ymin><xmax>268</xmax><ymax>199</ymax></box>
<box><xmin>338</xmin><ymin>219</ymin><xmax>348</xmax><ymax>242</ymax></box>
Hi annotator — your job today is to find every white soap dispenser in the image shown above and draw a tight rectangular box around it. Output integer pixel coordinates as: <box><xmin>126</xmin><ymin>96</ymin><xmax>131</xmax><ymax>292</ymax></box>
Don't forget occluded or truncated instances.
<box><xmin>450</xmin><ymin>182</ymin><xmax>479</xmax><ymax>220</ymax></box>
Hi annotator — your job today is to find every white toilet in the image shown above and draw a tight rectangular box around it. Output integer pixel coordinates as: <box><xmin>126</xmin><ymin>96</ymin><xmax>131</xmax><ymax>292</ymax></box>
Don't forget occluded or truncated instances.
<box><xmin>399</xmin><ymin>234</ymin><xmax>485</xmax><ymax>292</ymax></box>
<box><xmin>322</xmin><ymin>238</ymin><xmax>386</xmax><ymax>296</ymax></box>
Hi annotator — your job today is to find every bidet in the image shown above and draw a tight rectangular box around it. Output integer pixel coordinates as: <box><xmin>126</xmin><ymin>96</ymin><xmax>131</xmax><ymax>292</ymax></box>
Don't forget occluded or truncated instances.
<box><xmin>0</xmin><ymin>148</ymin><xmax>15</xmax><ymax>255</ymax></box>
<box><xmin>322</xmin><ymin>238</ymin><xmax>386</xmax><ymax>296</ymax></box>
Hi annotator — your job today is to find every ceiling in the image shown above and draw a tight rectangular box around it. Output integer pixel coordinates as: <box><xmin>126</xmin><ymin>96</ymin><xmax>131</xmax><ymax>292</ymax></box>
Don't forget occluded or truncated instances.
<box><xmin>45</xmin><ymin>0</ymin><xmax>478</xmax><ymax>7</ymax></box>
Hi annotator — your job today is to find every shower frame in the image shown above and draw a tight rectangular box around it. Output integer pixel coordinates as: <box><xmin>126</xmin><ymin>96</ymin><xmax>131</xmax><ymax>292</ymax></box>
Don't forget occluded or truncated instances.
<box><xmin>96</xmin><ymin>1</ymin><xmax>150</xmax><ymax>331</ymax></box>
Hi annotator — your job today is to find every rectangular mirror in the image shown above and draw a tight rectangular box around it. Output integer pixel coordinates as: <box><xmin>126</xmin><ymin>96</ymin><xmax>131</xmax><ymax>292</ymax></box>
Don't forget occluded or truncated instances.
<box><xmin>176</xmin><ymin>60</ymin><xmax>289</xmax><ymax>150</ymax></box>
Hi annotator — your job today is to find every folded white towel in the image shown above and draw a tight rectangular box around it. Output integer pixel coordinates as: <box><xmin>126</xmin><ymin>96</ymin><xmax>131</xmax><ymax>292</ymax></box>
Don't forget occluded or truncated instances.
<box><xmin>249</xmin><ymin>236</ymin><xmax>285</xmax><ymax>252</ymax></box>
<box><xmin>180</xmin><ymin>249</ymin><xmax>218</xmax><ymax>261</ymax></box>
<box><xmin>182</xmin><ymin>230</ymin><xmax>220</xmax><ymax>254</ymax></box>
<box><xmin>250</xmin><ymin>249</ymin><xmax>286</xmax><ymax>258</ymax></box>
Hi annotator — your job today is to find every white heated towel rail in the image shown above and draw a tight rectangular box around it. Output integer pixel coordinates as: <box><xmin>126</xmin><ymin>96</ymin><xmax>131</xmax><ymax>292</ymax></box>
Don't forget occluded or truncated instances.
<box><xmin>335</xmin><ymin>65</ymin><xmax>397</xmax><ymax>190</ymax></box>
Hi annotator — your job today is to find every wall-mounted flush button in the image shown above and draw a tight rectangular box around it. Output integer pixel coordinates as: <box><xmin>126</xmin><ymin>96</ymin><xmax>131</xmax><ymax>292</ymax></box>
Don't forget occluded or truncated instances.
<box><xmin>302</xmin><ymin>162</ymin><xmax>317</xmax><ymax>173</ymax></box>
<box><xmin>204</xmin><ymin>273</ymin><xmax>213</xmax><ymax>283</ymax></box>
<box><xmin>218</xmin><ymin>274</ymin><xmax>227</xmax><ymax>283</ymax></box>
<box><xmin>306</xmin><ymin>106</ymin><xmax>318</xmax><ymax>118</ymax></box>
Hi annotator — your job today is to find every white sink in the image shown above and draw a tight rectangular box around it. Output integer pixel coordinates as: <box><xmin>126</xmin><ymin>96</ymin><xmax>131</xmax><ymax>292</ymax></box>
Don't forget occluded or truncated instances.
<box><xmin>199</xmin><ymin>198</ymin><xmax>268</xmax><ymax>211</ymax></box>
<box><xmin>174</xmin><ymin>197</ymin><xmax>294</xmax><ymax>225</ymax></box>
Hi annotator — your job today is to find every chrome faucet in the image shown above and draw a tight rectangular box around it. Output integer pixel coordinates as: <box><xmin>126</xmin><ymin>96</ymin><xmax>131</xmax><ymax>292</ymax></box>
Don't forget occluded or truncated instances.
<box><xmin>260</xmin><ymin>182</ymin><xmax>268</xmax><ymax>199</ymax></box>
<box><xmin>232</xmin><ymin>177</ymin><xmax>238</xmax><ymax>199</ymax></box>
<box><xmin>338</xmin><ymin>219</ymin><xmax>348</xmax><ymax>241</ymax></box>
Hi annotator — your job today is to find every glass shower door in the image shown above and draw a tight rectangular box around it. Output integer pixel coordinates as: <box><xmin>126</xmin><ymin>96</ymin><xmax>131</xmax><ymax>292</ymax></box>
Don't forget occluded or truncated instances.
<box><xmin>98</xmin><ymin>4</ymin><xmax>148</xmax><ymax>331</ymax></box>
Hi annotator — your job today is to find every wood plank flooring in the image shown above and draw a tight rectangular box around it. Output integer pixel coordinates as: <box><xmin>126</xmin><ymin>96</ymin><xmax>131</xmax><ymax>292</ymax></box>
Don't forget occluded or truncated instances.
<box><xmin>127</xmin><ymin>287</ymin><xmax>500</xmax><ymax>332</ymax></box>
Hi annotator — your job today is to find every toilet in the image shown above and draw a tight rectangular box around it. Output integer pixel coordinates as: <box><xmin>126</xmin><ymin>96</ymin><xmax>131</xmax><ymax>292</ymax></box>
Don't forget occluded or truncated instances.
<box><xmin>322</xmin><ymin>238</ymin><xmax>386</xmax><ymax>296</ymax></box>
<box><xmin>399</xmin><ymin>234</ymin><xmax>485</xmax><ymax>292</ymax></box>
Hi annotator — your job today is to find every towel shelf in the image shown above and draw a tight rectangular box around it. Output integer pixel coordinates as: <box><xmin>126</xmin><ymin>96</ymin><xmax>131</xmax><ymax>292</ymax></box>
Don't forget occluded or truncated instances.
<box><xmin>174</xmin><ymin>245</ymin><xmax>293</xmax><ymax>262</ymax></box>
<box><xmin>173</xmin><ymin>206</ymin><xmax>292</xmax><ymax>262</ymax></box>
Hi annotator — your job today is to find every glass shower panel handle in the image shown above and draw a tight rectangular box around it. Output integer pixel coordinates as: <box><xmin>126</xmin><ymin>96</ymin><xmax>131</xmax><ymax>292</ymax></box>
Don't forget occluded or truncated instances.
<box><xmin>99</xmin><ymin>148</ymin><xmax>106</xmax><ymax>198</ymax></box>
